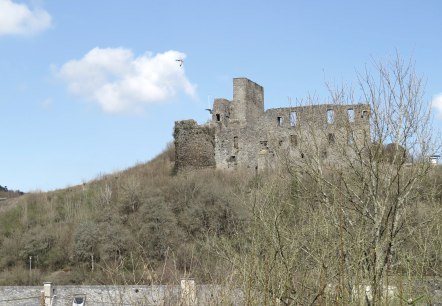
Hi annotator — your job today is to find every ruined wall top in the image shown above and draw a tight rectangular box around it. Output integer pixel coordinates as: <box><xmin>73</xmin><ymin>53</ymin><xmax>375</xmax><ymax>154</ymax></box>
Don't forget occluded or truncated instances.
<box><xmin>230</xmin><ymin>78</ymin><xmax>264</xmax><ymax>127</ymax></box>
<box><xmin>210</xmin><ymin>78</ymin><xmax>369</xmax><ymax>131</ymax></box>
<box><xmin>174</xmin><ymin>77</ymin><xmax>371</xmax><ymax>173</ymax></box>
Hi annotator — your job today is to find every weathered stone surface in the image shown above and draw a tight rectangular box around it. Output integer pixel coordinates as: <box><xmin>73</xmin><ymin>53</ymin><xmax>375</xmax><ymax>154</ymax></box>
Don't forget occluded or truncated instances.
<box><xmin>0</xmin><ymin>284</ymin><xmax>244</xmax><ymax>305</ymax></box>
<box><xmin>1</xmin><ymin>281</ymin><xmax>441</xmax><ymax>305</ymax></box>
<box><xmin>174</xmin><ymin>78</ymin><xmax>371</xmax><ymax>172</ymax></box>
<box><xmin>174</xmin><ymin>120</ymin><xmax>216</xmax><ymax>172</ymax></box>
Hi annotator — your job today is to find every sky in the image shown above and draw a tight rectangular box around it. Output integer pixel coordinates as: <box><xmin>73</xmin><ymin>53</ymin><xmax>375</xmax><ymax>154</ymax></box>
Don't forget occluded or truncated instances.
<box><xmin>1</xmin><ymin>0</ymin><xmax>442</xmax><ymax>192</ymax></box>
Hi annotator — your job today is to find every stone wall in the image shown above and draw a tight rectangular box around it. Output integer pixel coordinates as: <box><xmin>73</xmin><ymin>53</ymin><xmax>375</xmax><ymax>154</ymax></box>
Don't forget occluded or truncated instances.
<box><xmin>231</xmin><ymin>78</ymin><xmax>264</xmax><ymax>127</ymax></box>
<box><xmin>0</xmin><ymin>284</ymin><xmax>244</xmax><ymax>306</ymax></box>
<box><xmin>174</xmin><ymin>78</ymin><xmax>371</xmax><ymax>173</ymax></box>
<box><xmin>174</xmin><ymin>120</ymin><xmax>216</xmax><ymax>172</ymax></box>
<box><xmin>0</xmin><ymin>281</ymin><xmax>441</xmax><ymax>305</ymax></box>
<box><xmin>260</xmin><ymin>103</ymin><xmax>370</xmax><ymax>166</ymax></box>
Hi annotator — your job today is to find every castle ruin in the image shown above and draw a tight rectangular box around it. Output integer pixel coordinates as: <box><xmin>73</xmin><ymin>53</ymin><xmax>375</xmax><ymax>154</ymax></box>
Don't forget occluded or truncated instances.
<box><xmin>174</xmin><ymin>78</ymin><xmax>370</xmax><ymax>172</ymax></box>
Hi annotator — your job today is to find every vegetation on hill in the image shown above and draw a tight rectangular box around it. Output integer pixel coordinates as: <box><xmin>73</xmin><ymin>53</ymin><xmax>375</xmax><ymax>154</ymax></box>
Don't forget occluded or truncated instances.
<box><xmin>0</xmin><ymin>185</ymin><xmax>24</xmax><ymax>199</ymax></box>
<box><xmin>0</xmin><ymin>144</ymin><xmax>250</xmax><ymax>285</ymax></box>
<box><xmin>0</xmin><ymin>144</ymin><xmax>441</xmax><ymax>303</ymax></box>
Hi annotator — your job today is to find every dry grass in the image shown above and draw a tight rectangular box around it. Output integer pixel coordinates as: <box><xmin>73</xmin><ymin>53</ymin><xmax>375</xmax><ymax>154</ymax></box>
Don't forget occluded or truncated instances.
<box><xmin>0</xmin><ymin>144</ymin><xmax>441</xmax><ymax>305</ymax></box>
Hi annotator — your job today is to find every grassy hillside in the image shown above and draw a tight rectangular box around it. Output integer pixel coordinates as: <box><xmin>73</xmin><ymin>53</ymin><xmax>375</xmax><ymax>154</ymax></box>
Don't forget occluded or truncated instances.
<box><xmin>0</xmin><ymin>185</ymin><xmax>23</xmax><ymax>200</ymax></box>
<box><xmin>0</xmin><ymin>144</ymin><xmax>250</xmax><ymax>285</ymax></box>
<box><xmin>0</xmin><ymin>144</ymin><xmax>441</xmax><ymax>304</ymax></box>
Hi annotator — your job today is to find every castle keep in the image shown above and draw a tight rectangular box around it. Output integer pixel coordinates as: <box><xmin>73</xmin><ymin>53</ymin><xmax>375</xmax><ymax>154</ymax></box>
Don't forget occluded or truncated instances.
<box><xmin>174</xmin><ymin>78</ymin><xmax>370</xmax><ymax>172</ymax></box>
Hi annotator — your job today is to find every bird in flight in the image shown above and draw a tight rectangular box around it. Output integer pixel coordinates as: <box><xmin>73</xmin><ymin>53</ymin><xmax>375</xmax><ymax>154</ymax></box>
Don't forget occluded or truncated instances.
<box><xmin>176</xmin><ymin>59</ymin><xmax>184</xmax><ymax>67</ymax></box>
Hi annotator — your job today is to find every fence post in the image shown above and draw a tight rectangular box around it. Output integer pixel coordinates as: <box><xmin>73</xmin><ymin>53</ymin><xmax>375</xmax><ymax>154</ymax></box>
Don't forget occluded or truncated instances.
<box><xmin>43</xmin><ymin>282</ymin><xmax>53</xmax><ymax>306</ymax></box>
<box><xmin>180</xmin><ymin>278</ymin><xmax>197</xmax><ymax>306</ymax></box>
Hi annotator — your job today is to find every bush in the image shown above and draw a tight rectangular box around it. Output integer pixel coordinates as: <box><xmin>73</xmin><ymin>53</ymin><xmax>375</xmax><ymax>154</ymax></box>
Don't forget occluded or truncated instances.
<box><xmin>73</xmin><ymin>222</ymin><xmax>99</xmax><ymax>263</ymax></box>
<box><xmin>136</xmin><ymin>196</ymin><xmax>181</xmax><ymax>261</ymax></box>
<box><xmin>19</xmin><ymin>226</ymin><xmax>55</xmax><ymax>269</ymax></box>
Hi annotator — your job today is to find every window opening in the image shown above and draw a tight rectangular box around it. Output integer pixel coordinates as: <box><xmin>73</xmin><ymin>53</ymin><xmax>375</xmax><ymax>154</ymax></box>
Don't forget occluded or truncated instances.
<box><xmin>290</xmin><ymin>135</ymin><xmax>298</xmax><ymax>147</ymax></box>
<box><xmin>347</xmin><ymin>132</ymin><xmax>354</xmax><ymax>145</ymax></box>
<box><xmin>277</xmin><ymin>116</ymin><xmax>283</xmax><ymax>126</ymax></box>
<box><xmin>216</xmin><ymin>114</ymin><xmax>221</xmax><ymax>121</ymax></box>
<box><xmin>327</xmin><ymin>109</ymin><xmax>334</xmax><ymax>124</ymax></box>
<box><xmin>290</xmin><ymin>111</ymin><xmax>297</xmax><ymax>127</ymax></box>
<box><xmin>279</xmin><ymin>140</ymin><xmax>283</xmax><ymax>146</ymax></box>
<box><xmin>328</xmin><ymin>133</ymin><xmax>335</xmax><ymax>145</ymax></box>
<box><xmin>233</xmin><ymin>136</ymin><xmax>238</xmax><ymax>149</ymax></box>
<box><xmin>347</xmin><ymin>108</ymin><xmax>355</xmax><ymax>122</ymax></box>
<box><xmin>362</xmin><ymin>110</ymin><xmax>369</xmax><ymax>119</ymax></box>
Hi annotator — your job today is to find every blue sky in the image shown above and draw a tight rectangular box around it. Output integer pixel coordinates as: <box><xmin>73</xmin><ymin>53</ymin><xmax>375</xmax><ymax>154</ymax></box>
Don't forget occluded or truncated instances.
<box><xmin>1</xmin><ymin>0</ymin><xmax>442</xmax><ymax>192</ymax></box>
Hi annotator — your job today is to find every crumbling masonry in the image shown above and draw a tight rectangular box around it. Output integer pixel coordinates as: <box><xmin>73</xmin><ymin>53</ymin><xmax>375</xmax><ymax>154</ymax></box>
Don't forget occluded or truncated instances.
<box><xmin>174</xmin><ymin>78</ymin><xmax>370</xmax><ymax>172</ymax></box>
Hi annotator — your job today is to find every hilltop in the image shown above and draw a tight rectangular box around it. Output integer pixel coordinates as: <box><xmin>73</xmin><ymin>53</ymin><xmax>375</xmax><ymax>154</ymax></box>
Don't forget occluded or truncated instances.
<box><xmin>0</xmin><ymin>185</ymin><xmax>24</xmax><ymax>201</ymax></box>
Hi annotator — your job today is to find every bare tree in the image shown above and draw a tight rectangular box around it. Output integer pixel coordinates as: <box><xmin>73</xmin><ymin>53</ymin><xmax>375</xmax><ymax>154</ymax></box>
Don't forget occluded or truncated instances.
<box><xmin>213</xmin><ymin>55</ymin><xmax>441</xmax><ymax>305</ymax></box>
<box><xmin>286</xmin><ymin>54</ymin><xmax>439</xmax><ymax>304</ymax></box>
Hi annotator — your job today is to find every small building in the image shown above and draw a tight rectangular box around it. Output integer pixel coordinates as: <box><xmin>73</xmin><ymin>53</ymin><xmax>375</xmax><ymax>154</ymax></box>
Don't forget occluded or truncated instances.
<box><xmin>430</xmin><ymin>154</ymin><xmax>441</xmax><ymax>164</ymax></box>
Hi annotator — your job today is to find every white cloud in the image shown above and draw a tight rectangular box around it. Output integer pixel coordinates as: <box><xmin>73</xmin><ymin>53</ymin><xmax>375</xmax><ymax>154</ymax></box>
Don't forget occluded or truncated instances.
<box><xmin>432</xmin><ymin>93</ymin><xmax>442</xmax><ymax>118</ymax></box>
<box><xmin>0</xmin><ymin>0</ymin><xmax>52</xmax><ymax>36</ymax></box>
<box><xmin>57</xmin><ymin>48</ymin><xmax>197</xmax><ymax>113</ymax></box>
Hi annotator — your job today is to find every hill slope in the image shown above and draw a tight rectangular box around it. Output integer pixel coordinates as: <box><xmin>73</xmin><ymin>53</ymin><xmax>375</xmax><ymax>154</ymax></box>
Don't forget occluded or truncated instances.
<box><xmin>0</xmin><ymin>144</ymin><xmax>441</xmax><ymax>304</ymax></box>
<box><xmin>0</xmin><ymin>185</ymin><xmax>23</xmax><ymax>201</ymax></box>
<box><xmin>0</xmin><ymin>144</ymin><xmax>249</xmax><ymax>285</ymax></box>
